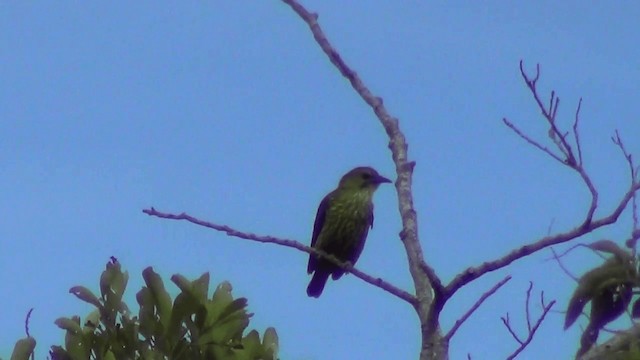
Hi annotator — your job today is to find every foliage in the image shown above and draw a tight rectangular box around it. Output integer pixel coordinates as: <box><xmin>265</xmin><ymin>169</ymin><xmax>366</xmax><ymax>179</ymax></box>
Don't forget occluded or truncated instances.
<box><xmin>7</xmin><ymin>258</ymin><xmax>278</xmax><ymax>360</ymax></box>
<box><xmin>563</xmin><ymin>240</ymin><xmax>640</xmax><ymax>358</ymax></box>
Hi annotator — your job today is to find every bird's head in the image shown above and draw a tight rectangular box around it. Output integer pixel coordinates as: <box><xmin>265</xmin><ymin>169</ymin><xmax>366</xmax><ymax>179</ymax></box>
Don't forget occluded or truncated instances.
<box><xmin>338</xmin><ymin>166</ymin><xmax>392</xmax><ymax>191</ymax></box>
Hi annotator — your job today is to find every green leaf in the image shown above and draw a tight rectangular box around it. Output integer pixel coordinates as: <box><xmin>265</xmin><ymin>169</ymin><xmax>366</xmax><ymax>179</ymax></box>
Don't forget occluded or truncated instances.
<box><xmin>99</xmin><ymin>260</ymin><xmax>129</xmax><ymax>327</ymax></box>
<box><xmin>166</xmin><ymin>292</ymin><xmax>199</xmax><ymax>344</ymax></box>
<box><xmin>142</xmin><ymin>267</ymin><xmax>173</xmax><ymax>330</ymax></box>
<box><xmin>136</xmin><ymin>286</ymin><xmax>156</xmax><ymax>339</ymax></box>
<box><xmin>63</xmin><ymin>331</ymin><xmax>88</xmax><ymax>360</ymax></box>
<box><xmin>55</xmin><ymin>317</ymin><xmax>82</xmax><ymax>334</ymax></box>
<box><xmin>191</xmin><ymin>273</ymin><xmax>211</xmax><ymax>302</ymax></box>
<box><xmin>262</xmin><ymin>327</ymin><xmax>279</xmax><ymax>359</ymax></box>
<box><xmin>100</xmin><ymin>260</ymin><xmax>121</xmax><ymax>300</ymax></box>
<box><xmin>589</xmin><ymin>281</ymin><xmax>632</xmax><ymax>330</ymax></box>
<box><xmin>10</xmin><ymin>337</ymin><xmax>36</xmax><ymax>360</ymax></box>
<box><xmin>213</xmin><ymin>281</ymin><xmax>234</xmax><ymax>303</ymax></box>
<box><xmin>69</xmin><ymin>286</ymin><xmax>102</xmax><ymax>309</ymax></box>
<box><xmin>83</xmin><ymin>309</ymin><xmax>101</xmax><ymax>331</ymax></box>
<box><xmin>218</xmin><ymin>298</ymin><xmax>249</xmax><ymax>322</ymax></box>
<box><xmin>49</xmin><ymin>346</ymin><xmax>71</xmax><ymax>360</ymax></box>
<box><xmin>238</xmin><ymin>330</ymin><xmax>261</xmax><ymax>359</ymax></box>
<box><xmin>170</xmin><ymin>274</ymin><xmax>192</xmax><ymax>294</ymax></box>
<box><xmin>564</xmin><ymin>257</ymin><xmax>638</xmax><ymax>329</ymax></box>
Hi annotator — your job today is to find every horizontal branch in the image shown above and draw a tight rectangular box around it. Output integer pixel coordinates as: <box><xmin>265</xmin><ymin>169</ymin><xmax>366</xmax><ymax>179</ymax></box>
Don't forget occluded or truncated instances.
<box><xmin>142</xmin><ymin>207</ymin><xmax>417</xmax><ymax>305</ymax></box>
<box><xmin>445</xmin><ymin>180</ymin><xmax>640</xmax><ymax>298</ymax></box>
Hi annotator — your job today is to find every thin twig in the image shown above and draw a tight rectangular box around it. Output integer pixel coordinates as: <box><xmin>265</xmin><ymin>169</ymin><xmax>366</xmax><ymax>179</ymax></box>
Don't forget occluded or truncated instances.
<box><xmin>549</xmin><ymin>247</ymin><xmax>578</xmax><ymax>282</ymax></box>
<box><xmin>501</xmin><ymin>313</ymin><xmax>523</xmax><ymax>344</ymax></box>
<box><xmin>25</xmin><ymin>308</ymin><xmax>34</xmax><ymax>337</ymax></box>
<box><xmin>502</xmin><ymin>118</ymin><xmax>565</xmax><ymax>164</ymax></box>
<box><xmin>519</xmin><ymin>61</ymin><xmax>575</xmax><ymax>164</ymax></box>
<box><xmin>445</xmin><ymin>276</ymin><xmax>511</xmax><ymax>341</ymax></box>
<box><xmin>511</xmin><ymin>63</ymin><xmax>599</xmax><ymax>224</ymax></box>
<box><xmin>552</xmin><ymin>242</ymin><xmax>607</xmax><ymax>261</ymax></box>
<box><xmin>573</xmin><ymin>98</ymin><xmax>584</xmax><ymax>165</ymax></box>
<box><xmin>525</xmin><ymin>282</ymin><xmax>533</xmax><ymax>332</ymax></box>
<box><xmin>452</xmin><ymin>62</ymin><xmax>640</xmax><ymax>299</ymax></box>
<box><xmin>502</xmin><ymin>286</ymin><xmax>556</xmax><ymax>360</ymax></box>
<box><xmin>143</xmin><ymin>207</ymin><xmax>418</xmax><ymax>305</ymax></box>
<box><xmin>507</xmin><ymin>300</ymin><xmax>555</xmax><ymax>360</ymax></box>
<box><xmin>577</xmin><ymin>164</ymin><xmax>599</xmax><ymax>225</ymax></box>
<box><xmin>612</xmin><ymin>131</ymin><xmax>640</xmax><ymax>252</ymax></box>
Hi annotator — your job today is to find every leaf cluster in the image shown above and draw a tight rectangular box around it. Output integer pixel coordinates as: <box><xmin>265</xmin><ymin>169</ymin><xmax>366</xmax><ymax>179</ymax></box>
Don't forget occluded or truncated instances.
<box><xmin>564</xmin><ymin>241</ymin><xmax>640</xmax><ymax>358</ymax></box>
<box><xmin>8</xmin><ymin>259</ymin><xmax>278</xmax><ymax>360</ymax></box>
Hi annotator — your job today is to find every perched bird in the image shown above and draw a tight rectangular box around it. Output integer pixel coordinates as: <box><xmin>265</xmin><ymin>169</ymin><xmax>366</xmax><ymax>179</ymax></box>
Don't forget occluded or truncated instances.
<box><xmin>307</xmin><ymin>166</ymin><xmax>391</xmax><ymax>298</ymax></box>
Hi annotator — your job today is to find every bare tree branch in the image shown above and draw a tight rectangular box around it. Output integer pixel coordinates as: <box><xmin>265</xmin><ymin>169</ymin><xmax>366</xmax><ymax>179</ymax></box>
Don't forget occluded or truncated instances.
<box><xmin>142</xmin><ymin>207</ymin><xmax>417</xmax><ymax>305</ymax></box>
<box><xmin>502</xmin><ymin>117</ymin><xmax>565</xmax><ymax>164</ymax></box>
<box><xmin>573</xmin><ymin>98</ymin><xmax>584</xmax><ymax>165</ymax></box>
<box><xmin>421</xmin><ymin>260</ymin><xmax>445</xmax><ymax>297</ymax></box>
<box><xmin>613</xmin><ymin>131</ymin><xmax>640</xmax><ymax>252</ymax></box>
<box><xmin>445</xmin><ymin>63</ymin><xmax>640</xmax><ymax>300</ymax></box>
<box><xmin>279</xmin><ymin>1</ymin><xmax>442</xmax><ymax>358</ymax></box>
<box><xmin>512</xmin><ymin>63</ymin><xmax>599</xmax><ymax>222</ymax></box>
<box><xmin>519</xmin><ymin>61</ymin><xmax>575</xmax><ymax>164</ymax></box>
<box><xmin>501</xmin><ymin>285</ymin><xmax>556</xmax><ymax>360</ymax></box>
<box><xmin>446</xmin><ymin>179</ymin><xmax>640</xmax><ymax>298</ymax></box>
<box><xmin>612</xmin><ymin>130</ymin><xmax>635</xmax><ymax>176</ymax></box>
<box><xmin>501</xmin><ymin>312</ymin><xmax>523</xmax><ymax>345</ymax></box>
<box><xmin>445</xmin><ymin>276</ymin><xmax>511</xmax><ymax>341</ymax></box>
<box><xmin>525</xmin><ymin>282</ymin><xmax>534</xmax><ymax>332</ymax></box>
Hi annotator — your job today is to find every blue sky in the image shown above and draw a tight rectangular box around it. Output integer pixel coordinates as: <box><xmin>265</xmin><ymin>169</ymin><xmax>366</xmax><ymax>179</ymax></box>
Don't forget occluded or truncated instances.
<box><xmin>2</xmin><ymin>1</ymin><xmax>639</xmax><ymax>359</ymax></box>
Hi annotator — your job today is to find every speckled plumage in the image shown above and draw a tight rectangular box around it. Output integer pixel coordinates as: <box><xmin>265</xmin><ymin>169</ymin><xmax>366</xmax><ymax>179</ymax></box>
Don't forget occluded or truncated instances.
<box><xmin>307</xmin><ymin>167</ymin><xmax>391</xmax><ymax>298</ymax></box>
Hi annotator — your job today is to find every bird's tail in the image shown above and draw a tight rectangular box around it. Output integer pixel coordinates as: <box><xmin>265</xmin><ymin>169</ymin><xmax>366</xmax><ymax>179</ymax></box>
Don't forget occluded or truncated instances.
<box><xmin>307</xmin><ymin>271</ymin><xmax>330</xmax><ymax>298</ymax></box>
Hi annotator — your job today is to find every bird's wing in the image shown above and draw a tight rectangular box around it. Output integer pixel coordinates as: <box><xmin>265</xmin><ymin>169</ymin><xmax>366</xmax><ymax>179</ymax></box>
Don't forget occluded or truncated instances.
<box><xmin>308</xmin><ymin>191</ymin><xmax>333</xmax><ymax>274</ymax></box>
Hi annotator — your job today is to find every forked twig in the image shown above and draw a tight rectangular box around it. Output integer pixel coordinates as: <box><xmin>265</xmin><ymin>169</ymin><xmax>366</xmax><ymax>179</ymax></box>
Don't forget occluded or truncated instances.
<box><xmin>501</xmin><ymin>285</ymin><xmax>556</xmax><ymax>360</ymax></box>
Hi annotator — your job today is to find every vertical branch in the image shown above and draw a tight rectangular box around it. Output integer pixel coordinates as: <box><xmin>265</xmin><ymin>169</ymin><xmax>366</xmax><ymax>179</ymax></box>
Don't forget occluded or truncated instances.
<box><xmin>280</xmin><ymin>1</ymin><xmax>442</xmax><ymax>359</ymax></box>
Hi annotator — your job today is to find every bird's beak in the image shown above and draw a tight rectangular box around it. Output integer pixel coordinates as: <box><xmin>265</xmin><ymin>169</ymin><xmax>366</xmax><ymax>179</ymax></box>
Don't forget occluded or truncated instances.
<box><xmin>375</xmin><ymin>175</ymin><xmax>392</xmax><ymax>184</ymax></box>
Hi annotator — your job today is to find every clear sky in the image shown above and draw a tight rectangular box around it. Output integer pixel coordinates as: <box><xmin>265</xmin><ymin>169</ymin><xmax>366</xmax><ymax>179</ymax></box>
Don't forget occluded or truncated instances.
<box><xmin>2</xmin><ymin>1</ymin><xmax>640</xmax><ymax>359</ymax></box>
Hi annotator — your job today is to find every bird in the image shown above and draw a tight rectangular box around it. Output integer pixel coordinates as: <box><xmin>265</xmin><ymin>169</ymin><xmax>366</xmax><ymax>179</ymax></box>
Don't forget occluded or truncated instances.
<box><xmin>306</xmin><ymin>166</ymin><xmax>391</xmax><ymax>298</ymax></box>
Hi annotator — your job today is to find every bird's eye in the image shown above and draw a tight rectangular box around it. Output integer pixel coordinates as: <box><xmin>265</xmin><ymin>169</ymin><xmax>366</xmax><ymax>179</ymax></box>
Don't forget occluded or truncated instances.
<box><xmin>361</xmin><ymin>173</ymin><xmax>372</xmax><ymax>180</ymax></box>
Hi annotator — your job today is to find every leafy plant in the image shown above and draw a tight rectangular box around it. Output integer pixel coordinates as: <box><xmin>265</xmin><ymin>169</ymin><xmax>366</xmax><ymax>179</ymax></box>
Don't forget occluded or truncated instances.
<box><xmin>564</xmin><ymin>240</ymin><xmax>640</xmax><ymax>357</ymax></box>
<box><xmin>8</xmin><ymin>258</ymin><xmax>278</xmax><ymax>360</ymax></box>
